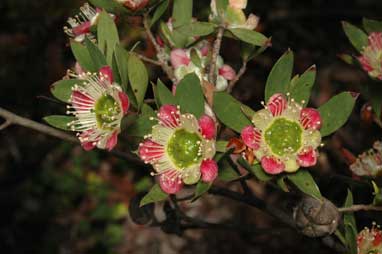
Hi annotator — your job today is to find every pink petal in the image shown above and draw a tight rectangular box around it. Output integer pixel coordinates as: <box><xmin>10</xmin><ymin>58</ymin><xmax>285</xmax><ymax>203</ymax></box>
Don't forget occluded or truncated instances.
<box><xmin>159</xmin><ymin>171</ymin><xmax>183</xmax><ymax>194</ymax></box>
<box><xmin>241</xmin><ymin>125</ymin><xmax>261</xmax><ymax>150</ymax></box>
<box><xmin>200</xmin><ymin>159</ymin><xmax>218</xmax><ymax>182</ymax></box>
<box><xmin>156</xmin><ymin>35</ymin><xmax>165</xmax><ymax>47</ymax></box>
<box><xmin>138</xmin><ymin>140</ymin><xmax>165</xmax><ymax>163</ymax></box>
<box><xmin>300</xmin><ymin>108</ymin><xmax>322</xmax><ymax>130</ymax></box>
<box><xmin>297</xmin><ymin>147</ymin><xmax>318</xmax><ymax>167</ymax></box>
<box><xmin>158</xmin><ymin>104</ymin><xmax>180</xmax><ymax>128</ymax></box>
<box><xmin>218</xmin><ymin>65</ymin><xmax>236</xmax><ymax>80</ymax></box>
<box><xmin>267</xmin><ymin>93</ymin><xmax>287</xmax><ymax>116</ymax></box>
<box><xmin>123</xmin><ymin>0</ymin><xmax>149</xmax><ymax>11</ymax></box>
<box><xmin>99</xmin><ymin>66</ymin><xmax>114</xmax><ymax>83</ymax></box>
<box><xmin>105</xmin><ymin>131</ymin><xmax>118</xmax><ymax>151</ymax></box>
<box><xmin>118</xmin><ymin>92</ymin><xmax>130</xmax><ymax>114</ymax></box>
<box><xmin>200</xmin><ymin>45</ymin><xmax>209</xmax><ymax>57</ymax></box>
<box><xmin>261</xmin><ymin>156</ymin><xmax>285</xmax><ymax>174</ymax></box>
<box><xmin>170</xmin><ymin>49</ymin><xmax>190</xmax><ymax>69</ymax></box>
<box><xmin>71</xmin><ymin>90</ymin><xmax>94</xmax><ymax>110</ymax></box>
<box><xmin>79</xmin><ymin>130</ymin><xmax>97</xmax><ymax>151</ymax></box>
<box><xmin>81</xmin><ymin>141</ymin><xmax>96</xmax><ymax>151</ymax></box>
<box><xmin>369</xmin><ymin>32</ymin><xmax>382</xmax><ymax>52</ymax></box>
<box><xmin>72</xmin><ymin>21</ymin><xmax>91</xmax><ymax>36</ymax></box>
<box><xmin>358</xmin><ymin>55</ymin><xmax>374</xmax><ymax>73</ymax></box>
<box><xmin>198</xmin><ymin>115</ymin><xmax>216</xmax><ymax>140</ymax></box>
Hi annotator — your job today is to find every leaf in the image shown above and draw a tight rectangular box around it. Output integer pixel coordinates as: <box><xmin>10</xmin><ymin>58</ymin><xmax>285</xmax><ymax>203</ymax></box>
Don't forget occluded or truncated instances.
<box><xmin>229</xmin><ymin>28</ymin><xmax>269</xmax><ymax>47</ymax></box>
<box><xmin>277</xmin><ymin>176</ymin><xmax>289</xmax><ymax>192</ymax></box>
<box><xmin>363</xmin><ymin>18</ymin><xmax>382</xmax><ymax>33</ymax></box>
<box><xmin>192</xmin><ymin>182</ymin><xmax>212</xmax><ymax>201</ymax></box>
<box><xmin>237</xmin><ymin>157</ymin><xmax>272</xmax><ymax>182</ymax></box>
<box><xmin>318</xmin><ymin>92</ymin><xmax>357</xmax><ymax>137</ymax></box>
<box><xmin>70</xmin><ymin>41</ymin><xmax>97</xmax><ymax>72</ymax></box>
<box><xmin>289</xmin><ymin>65</ymin><xmax>316</xmax><ymax>107</ymax></box>
<box><xmin>140</xmin><ymin>184</ymin><xmax>168</xmax><ymax>207</ymax></box>
<box><xmin>265</xmin><ymin>50</ymin><xmax>294</xmax><ymax>101</ymax></box>
<box><xmin>114</xmin><ymin>44</ymin><xmax>129</xmax><ymax>90</ymax></box>
<box><xmin>141</xmin><ymin>103</ymin><xmax>156</xmax><ymax>117</ymax></box>
<box><xmin>343</xmin><ymin>190</ymin><xmax>357</xmax><ymax>254</ymax></box>
<box><xmin>50</xmin><ymin>79</ymin><xmax>82</xmax><ymax>103</ymax></box>
<box><xmin>172</xmin><ymin>0</ymin><xmax>193</xmax><ymax>28</ymax></box>
<box><xmin>89</xmin><ymin>0</ymin><xmax>126</xmax><ymax>13</ymax></box>
<box><xmin>342</xmin><ymin>21</ymin><xmax>368</xmax><ymax>52</ymax></box>
<box><xmin>213</xmin><ymin>92</ymin><xmax>251</xmax><ymax>133</ymax></box>
<box><xmin>43</xmin><ymin>115</ymin><xmax>76</xmax><ymax>131</ymax></box>
<box><xmin>97</xmin><ymin>11</ymin><xmax>119</xmax><ymax>65</ymax></box>
<box><xmin>175</xmin><ymin>73</ymin><xmax>204</xmax><ymax>118</ymax></box>
<box><xmin>128</xmin><ymin>53</ymin><xmax>149</xmax><ymax>109</ymax></box>
<box><xmin>156</xmin><ymin>79</ymin><xmax>177</xmax><ymax>105</ymax></box>
<box><xmin>216</xmin><ymin>140</ymin><xmax>228</xmax><ymax>152</ymax></box>
<box><xmin>286</xmin><ymin>170</ymin><xmax>322</xmax><ymax>200</ymax></box>
<box><xmin>126</xmin><ymin>115</ymin><xmax>157</xmax><ymax>137</ymax></box>
<box><xmin>84</xmin><ymin>38</ymin><xmax>107</xmax><ymax>70</ymax></box>
<box><xmin>241</xmin><ymin>105</ymin><xmax>255</xmax><ymax>120</ymax></box>
<box><xmin>218</xmin><ymin>159</ymin><xmax>240</xmax><ymax>181</ymax></box>
<box><xmin>150</xmin><ymin>0</ymin><xmax>169</xmax><ymax>27</ymax></box>
<box><xmin>216</xmin><ymin>0</ymin><xmax>228</xmax><ymax>14</ymax></box>
<box><xmin>178</xmin><ymin>22</ymin><xmax>217</xmax><ymax>37</ymax></box>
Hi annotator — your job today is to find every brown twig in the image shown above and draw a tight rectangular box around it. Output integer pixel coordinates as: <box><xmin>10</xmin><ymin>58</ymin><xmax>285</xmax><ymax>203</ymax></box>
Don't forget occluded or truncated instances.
<box><xmin>227</xmin><ymin>60</ymin><xmax>248</xmax><ymax>93</ymax></box>
<box><xmin>338</xmin><ymin>204</ymin><xmax>382</xmax><ymax>213</ymax></box>
<box><xmin>208</xmin><ymin>25</ymin><xmax>225</xmax><ymax>85</ymax></box>
<box><xmin>135</xmin><ymin>53</ymin><xmax>162</xmax><ymax>66</ymax></box>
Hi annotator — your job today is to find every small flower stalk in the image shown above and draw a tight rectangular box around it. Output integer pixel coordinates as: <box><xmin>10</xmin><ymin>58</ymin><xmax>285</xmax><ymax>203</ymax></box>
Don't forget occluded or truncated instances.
<box><xmin>357</xmin><ymin>223</ymin><xmax>382</xmax><ymax>254</ymax></box>
<box><xmin>358</xmin><ymin>32</ymin><xmax>382</xmax><ymax>80</ymax></box>
<box><xmin>138</xmin><ymin>105</ymin><xmax>219</xmax><ymax>194</ymax></box>
<box><xmin>67</xmin><ymin>66</ymin><xmax>129</xmax><ymax>151</ymax></box>
<box><xmin>241</xmin><ymin>93</ymin><xmax>323</xmax><ymax>174</ymax></box>
<box><xmin>350</xmin><ymin>140</ymin><xmax>382</xmax><ymax>177</ymax></box>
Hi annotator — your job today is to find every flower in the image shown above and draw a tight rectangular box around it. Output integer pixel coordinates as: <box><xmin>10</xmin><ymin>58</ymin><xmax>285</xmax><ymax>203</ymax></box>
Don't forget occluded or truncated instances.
<box><xmin>350</xmin><ymin>140</ymin><xmax>382</xmax><ymax>177</ymax></box>
<box><xmin>357</xmin><ymin>224</ymin><xmax>382</xmax><ymax>254</ymax></box>
<box><xmin>116</xmin><ymin>0</ymin><xmax>149</xmax><ymax>11</ymax></box>
<box><xmin>66</xmin><ymin>66</ymin><xmax>129</xmax><ymax>151</ymax></box>
<box><xmin>358</xmin><ymin>32</ymin><xmax>382</xmax><ymax>80</ymax></box>
<box><xmin>138</xmin><ymin>105</ymin><xmax>218</xmax><ymax>194</ymax></box>
<box><xmin>241</xmin><ymin>93</ymin><xmax>322</xmax><ymax>174</ymax></box>
<box><xmin>64</xmin><ymin>3</ymin><xmax>103</xmax><ymax>42</ymax></box>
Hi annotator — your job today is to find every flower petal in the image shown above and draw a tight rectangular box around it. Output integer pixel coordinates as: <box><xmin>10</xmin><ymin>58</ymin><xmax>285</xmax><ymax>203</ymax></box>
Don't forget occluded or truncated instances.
<box><xmin>99</xmin><ymin>66</ymin><xmax>114</xmax><ymax>83</ymax></box>
<box><xmin>200</xmin><ymin>159</ymin><xmax>218</xmax><ymax>182</ymax></box>
<box><xmin>105</xmin><ymin>131</ymin><xmax>118</xmax><ymax>151</ymax></box>
<box><xmin>302</xmin><ymin>129</ymin><xmax>322</xmax><ymax>149</ymax></box>
<box><xmin>219</xmin><ymin>65</ymin><xmax>236</xmax><ymax>80</ymax></box>
<box><xmin>369</xmin><ymin>32</ymin><xmax>382</xmax><ymax>52</ymax></box>
<box><xmin>138</xmin><ymin>139</ymin><xmax>165</xmax><ymax>163</ymax></box>
<box><xmin>158</xmin><ymin>104</ymin><xmax>180</xmax><ymax>128</ymax></box>
<box><xmin>118</xmin><ymin>92</ymin><xmax>130</xmax><ymax>114</ymax></box>
<box><xmin>241</xmin><ymin>125</ymin><xmax>261</xmax><ymax>150</ymax></box>
<box><xmin>297</xmin><ymin>147</ymin><xmax>318</xmax><ymax>167</ymax></box>
<box><xmin>252</xmin><ymin>108</ymin><xmax>273</xmax><ymax>131</ymax></box>
<box><xmin>261</xmin><ymin>156</ymin><xmax>285</xmax><ymax>174</ymax></box>
<box><xmin>159</xmin><ymin>170</ymin><xmax>183</xmax><ymax>194</ymax></box>
<box><xmin>300</xmin><ymin>108</ymin><xmax>322</xmax><ymax>130</ymax></box>
<box><xmin>198</xmin><ymin>115</ymin><xmax>216</xmax><ymax>140</ymax></box>
<box><xmin>72</xmin><ymin>21</ymin><xmax>91</xmax><ymax>36</ymax></box>
<box><xmin>284</xmin><ymin>158</ymin><xmax>300</xmax><ymax>173</ymax></box>
<box><xmin>202</xmin><ymin>139</ymin><xmax>216</xmax><ymax>159</ymax></box>
<box><xmin>170</xmin><ymin>49</ymin><xmax>190</xmax><ymax>69</ymax></box>
<box><xmin>151</xmin><ymin>125</ymin><xmax>175</xmax><ymax>145</ymax></box>
<box><xmin>180</xmin><ymin>113</ymin><xmax>199</xmax><ymax>133</ymax></box>
<box><xmin>267</xmin><ymin>93</ymin><xmax>287</xmax><ymax>116</ymax></box>
<box><xmin>182</xmin><ymin>165</ymin><xmax>201</xmax><ymax>185</ymax></box>
<box><xmin>71</xmin><ymin>90</ymin><xmax>94</xmax><ymax>110</ymax></box>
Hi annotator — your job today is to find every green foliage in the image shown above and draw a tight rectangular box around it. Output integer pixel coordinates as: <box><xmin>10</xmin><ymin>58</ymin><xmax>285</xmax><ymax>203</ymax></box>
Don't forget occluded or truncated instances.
<box><xmin>175</xmin><ymin>74</ymin><xmax>204</xmax><ymax>118</ymax></box>
<box><xmin>172</xmin><ymin>0</ymin><xmax>193</xmax><ymax>28</ymax></box>
<box><xmin>50</xmin><ymin>79</ymin><xmax>82</xmax><ymax>103</ymax></box>
<box><xmin>193</xmin><ymin>181</ymin><xmax>212</xmax><ymax>201</ymax></box>
<box><xmin>89</xmin><ymin>0</ymin><xmax>126</xmax><ymax>13</ymax></box>
<box><xmin>363</xmin><ymin>18</ymin><xmax>382</xmax><ymax>33</ymax></box>
<box><xmin>43</xmin><ymin>115</ymin><xmax>76</xmax><ymax>131</ymax></box>
<box><xmin>97</xmin><ymin>11</ymin><xmax>119</xmax><ymax>65</ymax></box>
<box><xmin>318</xmin><ymin>92</ymin><xmax>357</xmax><ymax>137</ymax></box>
<box><xmin>343</xmin><ymin>190</ymin><xmax>358</xmax><ymax>254</ymax></box>
<box><xmin>218</xmin><ymin>159</ymin><xmax>240</xmax><ymax>181</ymax></box>
<box><xmin>216</xmin><ymin>140</ymin><xmax>229</xmax><ymax>152</ymax></box>
<box><xmin>126</xmin><ymin>115</ymin><xmax>157</xmax><ymax>137</ymax></box>
<box><xmin>128</xmin><ymin>53</ymin><xmax>149</xmax><ymax>109</ymax></box>
<box><xmin>150</xmin><ymin>0</ymin><xmax>169</xmax><ymax>27</ymax></box>
<box><xmin>178</xmin><ymin>22</ymin><xmax>217</xmax><ymax>37</ymax></box>
<box><xmin>237</xmin><ymin>157</ymin><xmax>273</xmax><ymax>182</ymax></box>
<box><xmin>289</xmin><ymin>65</ymin><xmax>316</xmax><ymax>107</ymax></box>
<box><xmin>114</xmin><ymin>44</ymin><xmax>129</xmax><ymax>91</ymax></box>
<box><xmin>156</xmin><ymin>79</ymin><xmax>178</xmax><ymax>105</ymax></box>
<box><xmin>140</xmin><ymin>184</ymin><xmax>168</xmax><ymax>206</ymax></box>
<box><xmin>229</xmin><ymin>28</ymin><xmax>269</xmax><ymax>47</ymax></box>
<box><xmin>286</xmin><ymin>170</ymin><xmax>322</xmax><ymax>200</ymax></box>
<box><xmin>84</xmin><ymin>38</ymin><xmax>108</xmax><ymax>70</ymax></box>
<box><xmin>342</xmin><ymin>21</ymin><xmax>368</xmax><ymax>52</ymax></box>
<box><xmin>71</xmin><ymin>41</ymin><xmax>97</xmax><ymax>72</ymax></box>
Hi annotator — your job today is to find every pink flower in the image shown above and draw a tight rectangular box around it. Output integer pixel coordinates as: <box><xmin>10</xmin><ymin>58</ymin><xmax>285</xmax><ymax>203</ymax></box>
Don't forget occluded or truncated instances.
<box><xmin>357</xmin><ymin>224</ymin><xmax>382</xmax><ymax>254</ymax></box>
<box><xmin>138</xmin><ymin>105</ymin><xmax>218</xmax><ymax>194</ymax></box>
<box><xmin>170</xmin><ymin>49</ymin><xmax>191</xmax><ymax>69</ymax></box>
<box><xmin>350</xmin><ymin>140</ymin><xmax>382</xmax><ymax>177</ymax></box>
<box><xmin>67</xmin><ymin>66</ymin><xmax>129</xmax><ymax>151</ymax></box>
<box><xmin>358</xmin><ymin>32</ymin><xmax>382</xmax><ymax>80</ymax></box>
<box><xmin>241</xmin><ymin>93</ymin><xmax>322</xmax><ymax>174</ymax></box>
<box><xmin>219</xmin><ymin>65</ymin><xmax>236</xmax><ymax>80</ymax></box>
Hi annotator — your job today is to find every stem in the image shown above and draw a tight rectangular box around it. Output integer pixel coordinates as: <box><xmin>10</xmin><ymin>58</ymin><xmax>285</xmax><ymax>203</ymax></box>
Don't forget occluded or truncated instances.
<box><xmin>338</xmin><ymin>204</ymin><xmax>382</xmax><ymax>213</ymax></box>
<box><xmin>227</xmin><ymin>60</ymin><xmax>247</xmax><ymax>93</ymax></box>
<box><xmin>208</xmin><ymin>26</ymin><xmax>225</xmax><ymax>84</ymax></box>
<box><xmin>135</xmin><ymin>53</ymin><xmax>162</xmax><ymax>66</ymax></box>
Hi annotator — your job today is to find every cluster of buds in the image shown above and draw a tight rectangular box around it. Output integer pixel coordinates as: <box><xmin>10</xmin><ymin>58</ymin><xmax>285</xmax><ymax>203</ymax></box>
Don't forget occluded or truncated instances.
<box><xmin>350</xmin><ymin>140</ymin><xmax>382</xmax><ymax>177</ymax></box>
<box><xmin>357</xmin><ymin>223</ymin><xmax>382</xmax><ymax>254</ymax></box>
<box><xmin>358</xmin><ymin>32</ymin><xmax>382</xmax><ymax>80</ymax></box>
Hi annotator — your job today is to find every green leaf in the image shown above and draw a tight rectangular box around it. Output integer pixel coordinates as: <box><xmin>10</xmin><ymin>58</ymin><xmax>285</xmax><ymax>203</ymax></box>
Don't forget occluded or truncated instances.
<box><xmin>289</xmin><ymin>65</ymin><xmax>316</xmax><ymax>107</ymax></box>
<box><xmin>150</xmin><ymin>0</ymin><xmax>169</xmax><ymax>27</ymax></box>
<box><xmin>343</xmin><ymin>190</ymin><xmax>357</xmax><ymax>254</ymax></box>
<box><xmin>342</xmin><ymin>21</ymin><xmax>368</xmax><ymax>52</ymax></box>
<box><xmin>114</xmin><ymin>45</ymin><xmax>129</xmax><ymax>90</ymax></box>
<box><xmin>97</xmin><ymin>11</ymin><xmax>119</xmax><ymax>65</ymax></box>
<box><xmin>213</xmin><ymin>92</ymin><xmax>251</xmax><ymax>133</ymax></box>
<box><xmin>286</xmin><ymin>170</ymin><xmax>322</xmax><ymax>200</ymax></box>
<box><xmin>229</xmin><ymin>28</ymin><xmax>269</xmax><ymax>47</ymax></box>
<box><xmin>190</xmin><ymin>48</ymin><xmax>202</xmax><ymax>68</ymax></box>
<box><xmin>218</xmin><ymin>159</ymin><xmax>240</xmax><ymax>181</ymax></box>
<box><xmin>89</xmin><ymin>0</ymin><xmax>126</xmax><ymax>13</ymax></box>
<box><xmin>140</xmin><ymin>184</ymin><xmax>168</xmax><ymax>207</ymax></box>
<box><xmin>277</xmin><ymin>176</ymin><xmax>289</xmax><ymax>192</ymax></box>
<box><xmin>216</xmin><ymin>0</ymin><xmax>228</xmax><ymax>14</ymax></box>
<box><xmin>265</xmin><ymin>50</ymin><xmax>294</xmax><ymax>101</ymax></box>
<box><xmin>175</xmin><ymin>73</ymin><xmax>204</xmax><ymax>118</ymax></box>
<box><xmin>126</xmin><ymin>115</ymin><xmax>157</xmax><ymax>137</ymax></box>
<box><xmin>178</xmin><ymin>22</ymin><xmax>217</xmax><ymax>37</ymax></box>
<box><xmin>70</xmin><ymin>41</ymin><xmax>97</xmax><ymax>72</ymax></box>
<box><xmin>216</xmin><ymin>140</ymin><xmax>228</xmax><ymax>152</ymax></box>
<box><xmin>363</xmin><ymin>18</ymin><xmax>382</xmax><ymax>33</ymax></box>
<box><xmin>43</xmin><ymin>115</ymin><xmax>76</xmax><ymax>131</ymax></box>
<box><xmin>50</xmin><ymin>79</ymin><xmax>82</xmax><ymax>103</ymax></box>
<box><xmin>128</xmin><ymin>53</ymin><xmax>149</xmax><ymax>109</ymax></box>
<box><xmin>172</xmin><ymin>0</ymin><xmax>193</xmax><ymax>28</ymax></box>
<box><xmin>241</xmin><ymin>105</ymin><xmax>255</xmax><ymax>120</ymax></box>
<box><xmin>141</xmin><ymin>103</ymin><xmax>156</xmax><ymax>117</ymax></box>
<box><xmin>192</xmin><ymin>182</ymin><xmax>212</xmax><ymax>201</ymax></box>
<box><xmin>318</xmin><ymin>92</ymin><xmax>357</xmax><ymax>137</ymax></box>
<box><xmin>237</xmin><ymin>157</ymin><xmax>272</xmax><ymax>182</ymax></box>
<box><xmin>156</xmin><ymin>79</ymin><xmax>177</xmax><ymax>105</ymax></box>
<box><xmin>84</xmin><ymin>38</ymin><xmax>107</xmax><ymax>70</ymax></box>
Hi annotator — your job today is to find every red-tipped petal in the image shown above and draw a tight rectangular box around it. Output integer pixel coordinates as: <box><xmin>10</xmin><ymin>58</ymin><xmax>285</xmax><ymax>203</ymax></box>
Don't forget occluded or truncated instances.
<box><xmin>71</xmin><ymin>90</ymin><xmax>94</xmax><ymax>110</ymax></box>
<box><xmin>118</xmin><ymin>92</ymin><xmax>129</xmax><ymax>114</ymax></box>
<box><xmin>159</xmin><ymin>171</ymin><xmax>183</xmax><ymax>194</ymax></box>
<box><xmin>297</xmin><ymin>147</ymin><xmax>318</xmax><ymax>167</ymax></box>
<box><xmin>267</xmin><ymin>93</ymin><xmax>287</xmax><ymax>116</ymax></box>
<box><xmin>81</xmin><ymin>141</ymin><xmax>96</xmax><ymax>151</ymax></box>
<box><xmin>158</xmin><ymin>104</ymin><xmax>180</xmax><ymax>128</ymax></box>
<box><xmin>300</xmin><ymin>108</ymin><xmax>322</xmax><ymax>130</ymax></box>
<box><xmin>219</xmin><ymin>65</ymin><xmax>236</xmax><ymax>80</ymax></box>
<box><xmin>105</xmin><ymin>131</ymin><xmax>118</xmax><ymax>151</ymax></box>
<box><xmin>241</xmin><ymin>125</ymin><xmax>261</xmax><ymax>150</ymax></box>
<box><xmin>200</xmin><ymin>159</ymin><xmax>218</xmax><ymax>182</ymax></box>
<box><xmin>261</xmin><ymin>156</ymin><xmax>285</xmax><ymax>174</ymax></box>
<box><xmin>99</xmin><ymin>66</ymin><xmax>114</xmax><ymax>83</ymax></box>
<box><xmin>170</xmin><ymin>49</ymin><xmax>190</xmax><ymax>69</ymax></box>
<box><xmin>79</xmin><ymin>130</ymin><xmax>97</xmax><ymax>151</ymax></box>
<box><xmin>72</xmin><ymin>21</ymin><xmax>91</xmax><ymax>36</ymax></box>
<box><xmin>369</xmin><ymin>32</ymin><xmax>382</xmax><ymax>52</ymax></box>
<box><xmin>198</xmin><ymin>115</ymin><xmax>216</xmax><ymax>140</ymax></box>
<box><xmin>138</xmin><ymin>140</ymin><xmax>165</xmax><ymax>163</ymax></box>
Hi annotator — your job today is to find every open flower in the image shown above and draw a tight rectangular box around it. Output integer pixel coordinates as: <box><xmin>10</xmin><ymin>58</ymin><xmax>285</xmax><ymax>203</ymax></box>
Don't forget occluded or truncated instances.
<box><xmin>64</xmin><ymin>3</ymin><xmax>103</xmax><ymax>42</ymax></box>
<box><xmin>350</xmin><ymin>140</ymin><xmax>382</xmax><ymax>177</ymax></box>
<box><xmin>66</xmin><ymin>66</ymin><xmax>129</xmax><ymax>151</ymax></box>
<box><xmin>138</xmin><ymin>105</ymin><xmax>218</xmax><ymax>194</ymax></box>
<box><xmin>357</xmin><ymin>224</ymin><xmax>382</xmax><ymax>254</ymax></box>
<box><xmin>116</xmin><ymin>0</ymin><xmax>149</xmax><ymax>11</ymax></box>
<box><xmin>358</xmin><ymin>32</ymin><xmax>382</xmax><ymax>80</ymax></box>
<box><xmin>241</xmin><ymin>93</ymin><xmax>322</xmax><ymax>174</ymax></box>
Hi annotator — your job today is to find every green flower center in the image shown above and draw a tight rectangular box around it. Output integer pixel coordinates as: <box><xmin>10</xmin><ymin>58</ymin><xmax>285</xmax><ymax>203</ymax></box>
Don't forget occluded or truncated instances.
<box><xmin>264</xmin><ymin>118</ymin><xmax>302</xmax><ymax>157</ymax></box>
<box><xmin>94</xmin><ymin>94</ymin><xmax>121</xmax><ymax>130</ymax></box>
<box><xmin>166</xmin><ymin>129</ymin><xmax>202</xmax><ymax>169</ymax></box>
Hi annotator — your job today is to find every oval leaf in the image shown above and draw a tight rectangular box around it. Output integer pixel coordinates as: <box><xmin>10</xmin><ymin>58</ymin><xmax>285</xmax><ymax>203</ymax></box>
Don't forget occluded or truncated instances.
<box><xmin>192</xmin><ymin>182</ymin><xmax>212</xmax><ymax>202</ymax></box>
<box><xmin>175</xmin><ymin>73</ymin><xmax>204</xmax><ymax>118</ymax></box>
<box><xmin>140</xmin><ymin>184</ymin><xmax>168</xmax><ymax>207</ymax></box>
<box><xmin>97</xmin><ymin>11</ymin><xmax>119</xmax><ymax>65</ymax></box>
<box><xmin>51</xmin><ymin>79</ymin><xmax>82</xmax><ymax>103</ymax></box>
<box><xmin>289</xmin><ymin>65</ymin><xmax>316</xmax><ymax>107</ymax></box>
<box><xmin>363</xmin><ymin>18</ymin><xmax>382</xmax><ymax>33</ymax></box>
<box><xmin>150</xmin><ymin>0</ymin><xmax>169</xmax><ymax>27</ymax></box>
<box><xmin>229</xmin><ymin>28</ymin><xmax>269</xmax><ymax>47</ymax></box>
<box><xmin>156</xmin><ymin>79</ymin><xmax>177</xmax><ymax>106</ymax></box>
<box><xmin>43</xmin><ymin>115</ymin><xmax>76</xmax><ymax>131</ymax></box>
<box><xmin>172</xmin><ymin>0</ymin><xmax>193</xmax><ymax>28</ymax></box>
<box><xmin>342</xmin><ymin>21</ymin><xmax>368</xmax><ymax>52</ymax></box>
<box><xmin>286</xmin><ymin>170</ymin><xmax>322</xmax><ymax>200</ymax></box>
<box><xmin>128</xmin><ymin>53</ymin><xmax>149</xmax><ymax>109</ymax></box>
<box><xmin>178</xmin><ymin>22</ymin><xmax>217</xmax><ymax>37</ymax></box>
<box><xmin>71</xmin><ymin>41</ymin><xmax>97</xmax><ymax>72</ymax></box>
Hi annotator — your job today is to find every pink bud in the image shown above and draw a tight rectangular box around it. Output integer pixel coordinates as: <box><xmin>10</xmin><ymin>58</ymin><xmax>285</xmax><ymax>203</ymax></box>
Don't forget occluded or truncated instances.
<box><xmin>170</xmin><ymin>49</ymin><xmax>190</xmax><ymax>69</ymax></box>
<box><xmin>219</xmin><ymin>65</ymin><xmax>236</xmax><ymax>80</ymax></box>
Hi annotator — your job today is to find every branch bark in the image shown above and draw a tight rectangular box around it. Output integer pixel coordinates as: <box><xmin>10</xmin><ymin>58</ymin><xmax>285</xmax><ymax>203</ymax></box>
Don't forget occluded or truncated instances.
<box><xmin>338</xmin><ymin>204</ymin><xmax>382</xmax><ymax>213</ymax></box>
<box><xmin>208</xmin><ymin>26</ymin><xmax>225</xmax><ymax>85</ymax></box>
<box><xmin>227</xmin><ymin>60</ymin><xmax>247</xmax><ymax>93</ymax></box>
